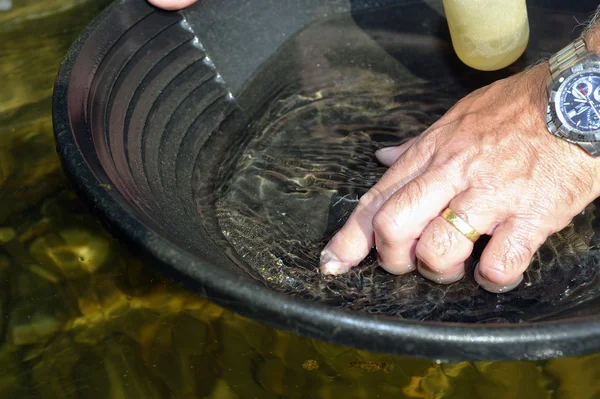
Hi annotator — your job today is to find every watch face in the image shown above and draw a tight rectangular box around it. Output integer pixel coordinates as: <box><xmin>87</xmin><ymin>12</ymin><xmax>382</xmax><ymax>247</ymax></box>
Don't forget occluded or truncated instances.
<box><xmin>556</xmin><ymin>71</ymin><xmax>600</xmax><ymax>135</ymax></box>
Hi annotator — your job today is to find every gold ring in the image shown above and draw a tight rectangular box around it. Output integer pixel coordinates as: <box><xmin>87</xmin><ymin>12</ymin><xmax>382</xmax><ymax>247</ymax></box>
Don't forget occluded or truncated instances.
<box><xmin>441</xmin><ymin>208</ymin><xmax>481</xmax><ymax>243</ymax></box>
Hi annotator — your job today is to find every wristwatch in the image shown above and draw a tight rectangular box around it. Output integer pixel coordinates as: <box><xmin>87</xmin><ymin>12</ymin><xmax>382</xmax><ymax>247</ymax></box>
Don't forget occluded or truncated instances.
<box><xmin>546</xmin><ymin>38</ymin><xmax>600</xmax><ymax>156</ymax></box>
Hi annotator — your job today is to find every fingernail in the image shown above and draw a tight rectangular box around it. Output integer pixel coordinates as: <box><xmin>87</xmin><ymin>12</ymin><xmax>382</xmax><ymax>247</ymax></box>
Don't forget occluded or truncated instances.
<box><xmin>379</xmin><ymin>256</ymin><xmax>416</xmax><ymax>275</ymax></box>
<box><xmin>375</xmin><ymin>146</ymin><xmax>398</xmax><ymax>154</ymax></box>
<box><xmin>475</xmin><ymin>270</ymin><xmax>523</xmax><ymax>293</ymax></box>
<box><xmin>417</xmin><ymin>259</ymin><xmax>465</xmax><ymax>284</ymax></box>
<box><xmin>319</xmin><ymin>250</ymin><xmax>345</xmax><ymax>275</ymax></box>
<box><xmin>375</xmin><ymin>147</ymin><xmax>400</xmax><ymax>166</ymax></box>
<box><xmin>403</xmin><ymin>259</ymin><xmax>417</xmax><ymax>273</ymax></box>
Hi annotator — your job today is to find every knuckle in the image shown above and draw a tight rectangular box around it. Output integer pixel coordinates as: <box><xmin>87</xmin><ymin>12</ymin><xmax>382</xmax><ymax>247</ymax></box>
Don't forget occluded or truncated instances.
<box><xmin>446</xmin><ymin>110</ymin><xmax>481</xmax><ymax>143</ymax></box>
<box><xmin>372</xmin><ymin>208</ymin><xmax>400</xmax><ymax>246</ymax></box>
<box><xmin>482</xmin><ymin>235</ymin><xmax>534</xmax><ymax>285</ymax></box>
<box><xmin>357</xmin><ymin>186</ymin><xmax>387</xmax><ymax>214</ymax></box>
<box><xmin>412</xmin><ymin>133</ymin><xmax>436</xmax><ymax>160</ymax></box>
<box><xmin>387</xmin><ymin>134</ymin><xmax>435</xmax><ymax>174</ymax></box>
<box><xmin>420</xmin><ymin>222</ymin><xmax>453</xmax><ymax>258</ymax></box>
<box><xmin>397</xmin><ymin>177</ymin><xmax>427</xmax><ymax>213</ymax></box>
<box><xmin>417</xmin><ymin>221</ymin><xmax>469</xmax><ymax>271</ymax></box>
<box><xmin>460</xmin><ymin>111</ymin><xmax>480</xmax><ymax>129</ymax></box>
<box><xmin>430</xmin><ymin>138</ymin><xmax>476</xmax><ymax>176</ymax></box>
<box><xmin>416</xmin><ymin>241</ymin><xmax>450</xmax><ymax>271</ymax></box>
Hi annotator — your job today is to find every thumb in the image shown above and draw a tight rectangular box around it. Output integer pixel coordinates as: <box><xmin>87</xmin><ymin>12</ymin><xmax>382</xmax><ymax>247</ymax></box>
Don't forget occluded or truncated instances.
<box><xmin>375</xmin><ymin>138</ymin><xmax>417</xmax><ymax>167</ymax></box>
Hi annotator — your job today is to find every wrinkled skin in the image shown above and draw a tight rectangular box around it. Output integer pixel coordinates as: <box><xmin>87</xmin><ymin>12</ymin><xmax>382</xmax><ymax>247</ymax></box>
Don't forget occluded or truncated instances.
<box><xmin>151</xmin><ymin>0</ymin><xmax>600</xmax><ymax>293</ymax></box>
<box><xmin>320</xmin><ymin>61</ymin><xmax>600</xmax><ymax>293</ymax></box>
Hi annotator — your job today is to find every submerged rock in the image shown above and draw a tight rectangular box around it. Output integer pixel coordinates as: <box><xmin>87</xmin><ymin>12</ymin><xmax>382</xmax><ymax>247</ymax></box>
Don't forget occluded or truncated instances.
<box><xmin>29</xmin><ymin>228</ymin><xmax>111</xmax><ymax>281</ymax></box>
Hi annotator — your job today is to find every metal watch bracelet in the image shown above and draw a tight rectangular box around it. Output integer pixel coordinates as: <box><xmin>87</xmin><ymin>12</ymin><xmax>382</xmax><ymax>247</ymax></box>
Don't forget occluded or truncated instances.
<box><xmin>549</xmin><ymin>38</ymin><xmax>588</xmax><ymax>80</ymax></box>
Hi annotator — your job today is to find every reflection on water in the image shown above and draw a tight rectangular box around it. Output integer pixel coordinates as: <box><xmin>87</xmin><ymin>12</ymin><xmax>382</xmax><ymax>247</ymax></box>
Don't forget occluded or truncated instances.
<box><xmin>2</xmin><ymin>0</ymin><xmax>600</xmax><ymax>398</ymax></box>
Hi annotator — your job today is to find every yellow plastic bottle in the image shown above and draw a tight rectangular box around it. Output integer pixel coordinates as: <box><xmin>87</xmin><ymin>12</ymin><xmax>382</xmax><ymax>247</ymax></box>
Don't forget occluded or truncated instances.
<box><xmin>442</xmin><ymin>0</ymin><xmax>529</xmax><ymax>71</ymax></box>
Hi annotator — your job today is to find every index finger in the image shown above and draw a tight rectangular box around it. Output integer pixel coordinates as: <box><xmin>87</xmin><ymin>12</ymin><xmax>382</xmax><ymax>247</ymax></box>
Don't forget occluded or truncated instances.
<box><xmin>319</xmin><ymin>137</ymin><xmax>434</xmax><ymax>274</ymax></box>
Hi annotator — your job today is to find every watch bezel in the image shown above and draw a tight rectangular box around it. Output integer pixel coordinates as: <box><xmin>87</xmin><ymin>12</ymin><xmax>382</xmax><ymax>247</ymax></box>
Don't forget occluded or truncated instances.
<box><xmin>547</xmin><ymin>55</ymin><xmax>600</xmax><ymax>142</ymax></box>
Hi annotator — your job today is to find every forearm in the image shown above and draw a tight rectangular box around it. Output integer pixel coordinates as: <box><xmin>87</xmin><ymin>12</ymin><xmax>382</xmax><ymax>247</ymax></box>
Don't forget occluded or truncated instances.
<box><xmin>532</xmin><ymin>7</ymin><xmax>600</xmax><ymax>80</ymax></box>
<box><xmin>584</xmin><ymin>6</ymin><xmax>600</xmax><ymax>53</ymax></box>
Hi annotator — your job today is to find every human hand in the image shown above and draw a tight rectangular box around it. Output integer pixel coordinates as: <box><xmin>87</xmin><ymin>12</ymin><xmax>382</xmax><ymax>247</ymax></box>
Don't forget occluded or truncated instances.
<box><xmin>147</xmin><ymin>0</ymin><xmax>197</xmax><ymax>10</ymax></box>
<box><xmin>319</xmin><ymin>62</ymin><xmax>600</xmax><ymax>293</ymax></box>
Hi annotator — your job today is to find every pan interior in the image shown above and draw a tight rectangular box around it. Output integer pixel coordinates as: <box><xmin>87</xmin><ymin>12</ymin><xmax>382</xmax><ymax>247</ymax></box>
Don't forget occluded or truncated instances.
<box><xmin>188</xmin><ymin>4</ymin><xmax>600</xmax><ymax>323</ymax></box>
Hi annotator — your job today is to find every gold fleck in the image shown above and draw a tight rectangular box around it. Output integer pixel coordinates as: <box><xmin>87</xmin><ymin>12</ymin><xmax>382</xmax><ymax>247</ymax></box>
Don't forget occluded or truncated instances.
<box><xmin>349</xmin><ymin>361</ymin><xmax>394</xmax><ymax>373</ymax></box>
<box><xmin>302</xmin><ymin>359</ymin><xmax>319</xmax><ymax>371</ymax></box>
